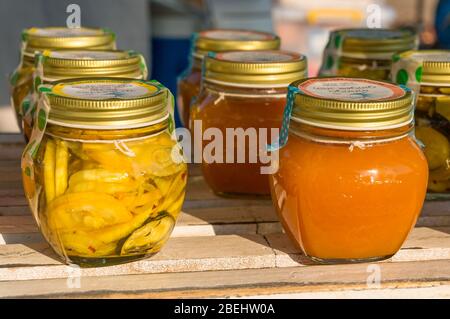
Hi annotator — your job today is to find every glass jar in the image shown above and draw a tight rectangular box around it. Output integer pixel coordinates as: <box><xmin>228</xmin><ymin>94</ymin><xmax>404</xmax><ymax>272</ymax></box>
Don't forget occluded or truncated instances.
<box><xmin>392</xmin><ymin>50</ymin><xmax>450</xmax><ymax>198</ymax></box>
<box><xmin>270</xmin><ymin>77</ymin><xmax>428</xmax><ymax>264</ymax></box>
<box><xmin>191</xmin><ymin>50</ymin><xmax>307</xmax><ymax>196</ymax></box>
<box><xmin>21</xmin><ymin>79</ymin><xmax>187</xmax><ymax>267</ymax></box>
<box><xmin>10</xmin><ymin>27</ymin><xmax>116</xmax><ymax>132</ymax></box>
<box><xmin>319</xmin><ymin>28</ymin><xmax>418</xmax><ymax>80</ymax></box>
<box><xmin>177</xmin><ymin>29</ymin><xmax>280</xmax><ymax>127</ymax></box>
<box><xmin>21</xmin><ymin>49</ymin><xmax>148</xmax><ymax>141</ymax></box>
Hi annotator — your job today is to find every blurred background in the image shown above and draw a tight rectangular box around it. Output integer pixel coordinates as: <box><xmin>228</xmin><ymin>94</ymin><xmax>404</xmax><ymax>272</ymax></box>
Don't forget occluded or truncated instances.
<box><xmin>0</xmin><ymin>0</ymin><xmax>449</xmax><ymax>132</ymax></box>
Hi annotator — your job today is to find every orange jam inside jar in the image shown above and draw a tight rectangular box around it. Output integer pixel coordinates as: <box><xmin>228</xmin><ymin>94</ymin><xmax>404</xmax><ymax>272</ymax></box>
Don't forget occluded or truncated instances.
<box><xmin>319</xmin><ymin>28</ymin><xmax>418</xmax><ymax>81</ymax></box>
<box><xmin>177</xmin><ymin>29</ymin><xmax>280</xmax><ymax>127</ymax></box>
<box><xmin>270</xmin><ymin>77</ymin><xmax>428</xmax><ymax>263</ymax></box>
<box><xmin>191</xmin><ymin>50</ymin><xmax>307</xmax><ymax>196</ymax></box>
<box><xmin>10</xmin><ymin>27</ymin><xmax>116</xmax><ymax>132</ymax></box>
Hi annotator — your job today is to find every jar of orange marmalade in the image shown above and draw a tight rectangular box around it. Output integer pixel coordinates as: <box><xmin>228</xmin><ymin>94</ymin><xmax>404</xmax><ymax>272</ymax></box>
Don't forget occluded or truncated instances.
<box><xmin>270</xmin><ymin>77</ymin><xmax>428</xmax><ymax>263</ymax></box>
<box><xmin>177</xmin><ymin>29</ymin><xmax>280</xmax><ymax>127</ymax></box>
<box><xmin>10</xmin><ymin>27</ymin><xmax>116</xmax><ymax>131</ymax></box>
<box><xmin>191</xmin><ymin>50</ymin><xmax>307</xmax><ymax>196</ymax></box>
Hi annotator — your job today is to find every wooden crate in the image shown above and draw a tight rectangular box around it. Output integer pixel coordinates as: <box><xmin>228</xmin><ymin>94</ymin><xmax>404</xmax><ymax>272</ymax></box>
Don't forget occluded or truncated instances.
<box><xmin>0</xmin><ymin>133</ymin><xmax>449</xmax><ymax>298</ymax></box>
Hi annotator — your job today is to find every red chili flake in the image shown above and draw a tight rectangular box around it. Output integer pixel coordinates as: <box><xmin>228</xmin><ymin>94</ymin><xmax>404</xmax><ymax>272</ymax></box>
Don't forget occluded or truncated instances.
<box><xmin>88</xmin><ymin>246</ymin><xmax>96</xmax><ymax>253</ymax></box>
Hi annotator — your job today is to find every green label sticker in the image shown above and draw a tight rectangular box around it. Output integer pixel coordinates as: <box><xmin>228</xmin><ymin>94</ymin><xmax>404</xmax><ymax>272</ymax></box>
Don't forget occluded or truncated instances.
<box><xmin>334</xmin><ymin>34</ymin><xmax>342</xmax><ymax>48</ymax></box>
<box><xmin>415</xmin><ymin>66</ymin><xmax>423</xmax><ymax>82</ymax></box>
<box><xmin>396</xmin><ymin>69</ymin><xmax>409</xmax><ymax>85</ymax></box>
<box><xmin>34</xmin><ymin>76</ymin><xmax>42</xmax><ymax>91</ymax></box>
<box><xmin>22</xmin><ymin>99</ymin><xmax>31</xmax><ymax>115</ymax></box>
<box><xmin>325</xmin><ymin>55</ymin><xmax>334</xmax><ymax>69</ymax></box>
<box><xmin>38</xmin><ymin>109</ymin><xmax>47</xmax><ymax>131</ymax></box>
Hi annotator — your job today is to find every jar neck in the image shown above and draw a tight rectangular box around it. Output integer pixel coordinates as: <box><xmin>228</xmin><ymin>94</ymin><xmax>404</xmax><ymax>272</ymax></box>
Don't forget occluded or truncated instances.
<box><xmin>45</xmin><ymin>119</ymin><xmax>169</xmax><ymax>141</ymax></box>
<box><xmin>289</xmin><ymin>120</ymin><xmax>414</xmax><ymax>145</ymax></box>
<box><xmin>202</xmin><ymin>80</ymin><xmax>288</xmax><ymax>97</ymax></box>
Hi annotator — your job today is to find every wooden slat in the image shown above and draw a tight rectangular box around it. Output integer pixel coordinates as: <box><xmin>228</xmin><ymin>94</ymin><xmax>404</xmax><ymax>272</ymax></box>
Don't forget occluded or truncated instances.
<box><xmin>1</xmin><ymin>132</ymin><xmax>450</xmax><ymax>298</ymax></box>
<box><xmin>0</xmin><ymin>260</ymin><xmax>449</xmax><ymax>298</ymax></box>
<box><xmin>266</xmin><ymin>227</ymin><xmax>450</xmax><ymax>267</ymax></box>
<box><xmin>1</xmin><ymin>203</ymin><xmax>448</xmax><ymax>243</ymax></box>
<box><xmin>0</xmin><ymin>227</ymin><xmax>449</xmax><ymax>282</ymax></box>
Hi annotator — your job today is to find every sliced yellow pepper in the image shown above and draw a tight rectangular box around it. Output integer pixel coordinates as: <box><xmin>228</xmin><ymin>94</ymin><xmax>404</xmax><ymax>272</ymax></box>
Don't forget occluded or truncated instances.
<box><xmin>55</xmin><ymin>140</ymin><xmax>69</xmax><ymax>197</ymax></box>
<box><xmin>61</xmin><ymin>230</ymin><xmax>117</xmax><ymax>257</ymax></box>
<box><xmin>43</xmin><ymin>139</ymin><xmax>56</xmax><ymax>203</ymax></box>
<box><xmin>67</xmin><ymin>181</ymin><xmax>137</xmax><ymax>194</ymax></box>
<box><xmin>120</xmin><ymin>213</ymin><xmax>175</xmax><ymax>256</ymax></box>
<box><xmin>90</xmin><ymin>208</ymin><xmax>159</xmax><ymax>244</ymax></box>
<box><xmin>83</xmin><ymin>144</ymin><xmax>133</xmax><ymax>173</ymax></box>
<box><xmin>47</xmin><ymin>192</ymin><xmax>132</xmax><ymax>231</ymax></box>
<box><xmin>69</xmin><ymin>168</ymin><xmax>130</xmax><ymax>185</ymax></box>
<box><xmin>119</xmin><ymin>185</ymin><xmax>162</xmax><ymax>212</ymax></box>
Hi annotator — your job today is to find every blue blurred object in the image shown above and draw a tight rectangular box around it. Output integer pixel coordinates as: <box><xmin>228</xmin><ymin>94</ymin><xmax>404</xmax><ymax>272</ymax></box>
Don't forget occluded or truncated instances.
<box><xmin>435</xmin><ymin>0</ymin><xmax>450</xmax><ymax>48</ymax></box>
<box><xmin>151</xmin><ymin>37</ymin><xmax>191</xmax><ymax>127</ymax></box>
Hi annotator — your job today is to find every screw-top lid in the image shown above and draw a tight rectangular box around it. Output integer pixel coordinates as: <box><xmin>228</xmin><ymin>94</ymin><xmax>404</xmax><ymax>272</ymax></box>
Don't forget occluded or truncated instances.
<box><xmin>290</xmin><ymin>77</ymin><xmax>414</xmax><ymax>130</ymax></box>
<box><xmin>41</xmin><ymin>78</ymin><xmax>169</xmax><ymax>129</ymax></box>
<box><xmin>330</xmin><ymin>28</ymin><xmax>418</xmax><ymax>59</ymax></box>
<box><xmin>395</xmin><ymin>50</ymin><xmax>450</xmax><ymax>85</ymax></box>
<box><xmin>22</xmin><ymin>27</ymin><xmax>116</xmax><ymax>61</ymax></box>
<box><xmin>193</xmin><ymin>29</ymin><xmax>280</xmax><ymax>59</ymax></box>
<box><xmin>38</xmin><ymin>50</ymin><xmax>146</xmax><ymax>80</ymax></box>
<box><xmin>204</xmin><ymin>50</ymin><xmax>307</xmax><ymax>87</ymax></box>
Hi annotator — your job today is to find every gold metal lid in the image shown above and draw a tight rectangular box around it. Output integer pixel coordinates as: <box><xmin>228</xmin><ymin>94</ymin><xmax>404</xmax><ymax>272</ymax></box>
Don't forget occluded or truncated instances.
<box><xmin>397</xmin><ymin>50</ymin><xmax>450</xmax><ymax>84</ymax></box>
<box><xmin>42</xmin><ymin>78</ymin><xmax>168</xmax><ymax>129</ymax></box>
<box><xmin>290</xmin><ymin>77</ymin><xmax>413</xmax><ymax>130</ymax></box>
<box><xmin>22</xmin><ymin>27</ymin><xmax>116</xmax><ymax>60</ymax></box>
<box><xmin>204</xmin><ymin>50</ymin><xmax>307</xmax><ymax>87</ymax></box>
<box><xmin>39</xmin><ymin>50</ymin><xmax>145</xmax><ymax>80</ymax></box>
<box><xmin>194</xmin><ymin>29</ymin><xmax>280</xmax><ymax>59</ymax></box>
<box><xmin>332</xmin><ymin>28</ymin><xmax>417</xmax><ymax>58</ymax></box>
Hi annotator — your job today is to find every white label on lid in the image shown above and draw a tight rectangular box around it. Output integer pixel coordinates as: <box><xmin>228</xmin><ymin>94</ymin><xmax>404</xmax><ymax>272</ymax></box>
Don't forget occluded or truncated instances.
<box><xmin>28</xmin><ymin>27</ymin><xmax>104</xmax><ymax>37</ymax></box>
<box><xmin>216</xmin><ymin>51</ymin><xmax>296</xmax><ymax>62</ymax></box>
<box><xmin>345</xmin><ymin>29</ymin><xmax>407</xmax><ymax>40</ymax></box>
<box><xmin>52</xmin><ymin>81</ymin><xmax>158</xmax><ymax>100</ymax></box>
<box><xmin>48</xmin><ymin>50</ymin><xmax>125</xmax><ymax>60</ymax></box>
<box><xmin>202</xmin><ymin>30</ymin><xmax>273</xmax><ymax>41</ymax></box>
<box><xmin>298</xmin><ymin>78</ymin><xmax>406</xmax><ymax>101</ymax></box>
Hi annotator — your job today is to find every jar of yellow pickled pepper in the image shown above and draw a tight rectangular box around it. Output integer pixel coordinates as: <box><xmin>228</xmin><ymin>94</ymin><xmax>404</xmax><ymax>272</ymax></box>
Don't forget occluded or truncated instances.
<box><xmin>392</xmin><ymin>50</ymin><xmax>450</xmax><ymax>198</ymax></box>
<box><xmin>21</xmin><ymin>78</ymin><xmax>187</xmax><ymax>267</ymax></box>
<box><xmin>319</xmin><ymin>28</ymin><xmax>417</xmax><ymax>81</ymax></box>
<box><xmin>177</xmin><ymin>29</ymin><xmax>280</xmax><ymax>127</ymax></box>
<box><xmin>191</xmin><ymin>50</ymin><xmax>307</xmax><ymax>196</ymax></box>
<box><xmin>21</xmin><ymin>49</ymin><xmax>148</xmax><ymax>140</ymax></box>
<box><xmin>10</xmin><ymin>27</ymin><xmax>116</xmax><ymax>132</ymax></box>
